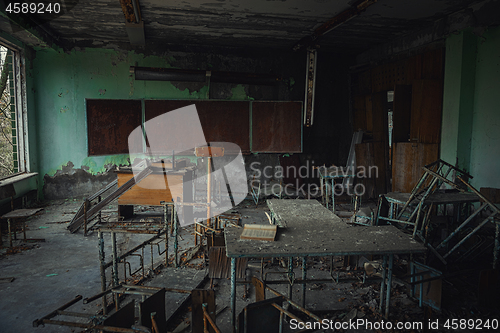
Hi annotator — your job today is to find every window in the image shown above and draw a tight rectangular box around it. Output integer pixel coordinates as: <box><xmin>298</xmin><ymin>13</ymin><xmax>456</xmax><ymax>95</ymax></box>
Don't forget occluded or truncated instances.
<box><xmin>0</xmin><ymin>41</ymin><xmax>28</xmax><ymax>177</ymax></box>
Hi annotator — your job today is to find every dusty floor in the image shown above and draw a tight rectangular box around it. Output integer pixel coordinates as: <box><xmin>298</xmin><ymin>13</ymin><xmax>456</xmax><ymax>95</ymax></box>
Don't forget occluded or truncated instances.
<box><xmin>0</xmin><ymin>197</ymin><xmax>499</xmax><ymax>333</ymax></box>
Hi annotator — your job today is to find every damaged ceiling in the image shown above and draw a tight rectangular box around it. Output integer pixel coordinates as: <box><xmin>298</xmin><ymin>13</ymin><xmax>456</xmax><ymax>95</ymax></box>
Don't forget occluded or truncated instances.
<box><xmin>1</xmin><ymin>0</ymin><xmax>500</xmax><ymax>54</ymax></box>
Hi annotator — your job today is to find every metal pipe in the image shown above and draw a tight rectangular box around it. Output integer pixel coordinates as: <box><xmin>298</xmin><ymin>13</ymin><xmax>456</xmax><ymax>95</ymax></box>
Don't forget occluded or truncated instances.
<box><xmin>265</xmin><ymin>284</ymin><xmax>322</xmax><ymax>322</ymax></box>
<box><xmin>230</xmin><ymin>257</ymin><xmax>237</xmax><ymax>333</ymax></box>
<box><xmin>104</xmin><ymin>231</ymin><xmax>166</xmax><ymax>269</ymax></box>
<box><xmin>271</xmin><ymin>303</ymin><xmax>306</xmax><ymax>325</ymax></box>
<box><xmin>443</xmin><ymin>213</ymin><xmax>495</xmax><ymax>259</ymax></box>
<box><xmin>207</xmin><ymin>156</ymin><xmax>212</xmax><ymax>228</ymax></box>
<box><xmin>111</xmin><ymin>232</ymin><xmax>120</xmax><ymax>310</ymax></box>
<box><xmin>288</xmin><ymin>257</ymin><xmax>294</xmax><ymax>300</ymax></box>
<box><xmin>302</xmin><ymin>257</ymin><xmax>307</xmax><ymax>308</ymax></box>
<box><xmin>202</xmin><ymin>305</ymin><xmax>221</xmax><ymax>333</ymax></box>
<box><xmin>385</xmin><ymin>254</ymin><xmax>393</xmax><ymax>319</ymax></box>
<box><xmin>164</xmin><ymin>203</ymin><xmax>169</xmax><ymax>267</ymax></box>
<box><xmin>379</xmin><ymin>255</ymin><xmax>387</xmax><ymax>313</ymax></box>
<box><xmin>98</xmin><ymin>231</ymin><xmax>108</xmax><ymax>315</ymax></box>
<box><xmin>33</xmin><ymin>295</ymin><xmax>83</xmax><ymax>327</ymax></box>
<box><xmin>495</xmin><ymin>220</ymin><xmax>500</xmax><ymax>269</ymax></box>
<box><xmin>174</xmin><ymin>205</ymin><xmax>179</xmax><ymax>268</ymax></box>
<box><xmin>436</xmin><ymin>203</ymin><xmax>487</xmax><ymax>250</ymax></box>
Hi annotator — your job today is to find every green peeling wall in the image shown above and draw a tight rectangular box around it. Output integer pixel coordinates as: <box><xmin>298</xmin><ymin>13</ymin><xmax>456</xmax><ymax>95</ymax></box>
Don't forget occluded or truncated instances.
<box><xmin>33</xmin><ymin>48</ymin><xmax>209</xmax><ymax>182</ymax></box>
<box><xmin>29</xmin><ymin>47</ymin><xmax>305</xmax><ymax>198</ymax></box>
<box><xmin>441</xmin><ymin>27</ymin><xmax>500</xmax><ymax>189</ymax></box>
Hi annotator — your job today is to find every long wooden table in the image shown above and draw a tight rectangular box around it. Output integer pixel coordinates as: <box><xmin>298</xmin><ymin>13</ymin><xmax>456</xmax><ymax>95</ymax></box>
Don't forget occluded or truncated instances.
<box><xmin>225</xmin><ymin>199</ymin><xmax>426</xmax><ymax>332</ymax></box>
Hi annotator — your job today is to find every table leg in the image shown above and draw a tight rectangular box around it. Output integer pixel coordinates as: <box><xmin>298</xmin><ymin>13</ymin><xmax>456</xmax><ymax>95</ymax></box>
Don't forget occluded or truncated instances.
<box><xmin>385</xmin><ymin>254</ymin><xmax>394</xmax><ymax>319</ymax></box>
<box><xmin>230</xmin><ymin>257</ymin><xmax>236</xmax><ymax>333</ymax></box>
<box><xmin>494</xmin><ymin>221</ymin><xmax>500</xmax><ymax>269</ymax></box>
<box><xmin>331</xmin><ymin>179</ymin><xmax>335</xmax><ymax>213</ymax></box>
<box><xmin>288</xmin><ymin>257</ymin><xmax>294</xmax><ymax>300</ymax></box>
<box><xmin>8</xmin><ymin>218</ymin><xmax>12</xmax><ymax>248</ymax></box>
<box><xmin>23</xmin><ymin>219</ymin><xmax>27</xmax><ymax>242</ymax></box>
<box><xmin>320</xmin><ymin>177</ymin><xmax>324</xmax><ymax>205</ymax></box>
<box><xmin>302</xmin><ymin>257</ymin><xmax>307</xmax><ymax>308</ymax></box>
<box><xmin>379</xmin><ymin>255</ymin><xmax>387</xmax><ymax>312</ymax></box>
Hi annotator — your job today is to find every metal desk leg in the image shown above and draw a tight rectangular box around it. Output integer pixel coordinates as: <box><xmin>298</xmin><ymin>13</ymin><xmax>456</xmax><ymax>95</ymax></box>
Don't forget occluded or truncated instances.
<box><xmin>385</xmin><ymin>254</ymin><xmax>394</xmax><ymax>319</ymax></box>
<box><xmin>320</xmin><ymin>177</ymin><xmax>324</xmax><ymax>205</ymax></box>
<box><xmin>331</xmin><ymin>179</ymin><xmax>335</xmax><ymax>213</ymax></box>
<box><xmin>288</xmin><ymin>257</ymin><xmax>294</xmax><ymax>300</ymax></box>
<box><xmin>494</xmin><ymin>221</ymin><xmax>500</xmax><ymax>269</ymax></box>
<box><xmin>231</xmin><ymin>257</ymin><xmax>236</xmax><ymax>333</ymax></box>
<box><xmin>379</xmin><ymin>255</ymin><xmax>387</xmax><ymax>313</ymax></box>
<box><xmin>8</xmin><ymin>218</ymin><xmax>12</xmax><ymax>248</ymax></box>
<box><xmin>302</xmin><ymin>257</ymin><xmax>307</xmax><ymax>308</ymax></box>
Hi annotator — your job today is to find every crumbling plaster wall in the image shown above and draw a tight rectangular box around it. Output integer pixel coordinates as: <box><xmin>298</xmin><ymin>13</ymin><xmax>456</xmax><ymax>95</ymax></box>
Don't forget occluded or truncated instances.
<box><xmin>29</xmin><ymin>46</ymin><xmax>351</xmax><ymax>200</ymax></box>
<box><xmin>441</xmin><ymin>27</ymin><xmax>500</xmax><ymax>190</ymax></box>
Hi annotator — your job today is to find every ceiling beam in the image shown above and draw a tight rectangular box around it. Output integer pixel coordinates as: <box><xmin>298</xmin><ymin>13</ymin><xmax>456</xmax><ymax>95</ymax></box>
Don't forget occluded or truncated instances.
<box><xmin>119</xmin><ymin>0</ymin><xmax>145</xmax><ymax>45</ymax></box>
<box><xmin>293</xmin><ymin>0</ymin><xmax>377</xmax><ymax>51</ymax></box>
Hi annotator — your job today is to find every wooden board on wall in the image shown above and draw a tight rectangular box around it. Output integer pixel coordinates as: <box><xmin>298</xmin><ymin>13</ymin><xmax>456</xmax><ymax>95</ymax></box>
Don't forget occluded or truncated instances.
<box><xmin>86</xmin><ymin>99</ymin><xmax>142</xmax><ymax>155</ymax></box>
<box><xmin>145</xmin><ymin>100</ymin><xmax>250</xmax><ymax>154</ymax></box>
<box><xmin>252</xmin><ymin>101</ymin><xmax>302</xmax><ymax>153</ymax></box>
<box><xmin>355</xmin><ymin>141</ymin><xmax>388</xmax><ymax>199</ymax></box>
<box><xmin>352</xmin><ymin>95</ymin><xmax>367</xmax><ymax>132</ymax></box>
<box><xmin>410</xmin><ymin>79</ymin><xmax>443</xmax><ymax>144</ymax></box>
<box><xmin>392</xmin><ymin>142</ymin><xmax>439</xmax><ymax>193</ymax></box>
<box><xmin>392</xmin><ymin>85</ymin><xmax>412</xmax><ymax>143</ymax></box>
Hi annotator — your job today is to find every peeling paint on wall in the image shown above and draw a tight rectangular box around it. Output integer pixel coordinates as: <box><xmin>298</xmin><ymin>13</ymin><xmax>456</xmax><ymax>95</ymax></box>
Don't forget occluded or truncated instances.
<box><xmin>227</xmin><ymin>84</ymin><xmax>253</xmax><ymax>100</ymax></box>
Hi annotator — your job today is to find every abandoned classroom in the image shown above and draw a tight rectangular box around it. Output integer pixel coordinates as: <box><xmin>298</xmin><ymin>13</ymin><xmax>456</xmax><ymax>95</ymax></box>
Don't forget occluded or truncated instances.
<box><xmin>1</xmin><ymin>1</ymin><xmax>500</xmax><ymax>332</ymax></box>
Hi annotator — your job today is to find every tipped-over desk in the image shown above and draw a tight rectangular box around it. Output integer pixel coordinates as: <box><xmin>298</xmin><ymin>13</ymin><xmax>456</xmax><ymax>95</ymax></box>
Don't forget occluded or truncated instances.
<box><xmin>225</xmin><ymin>199</ymin><xmax>426</xmax><ymax>332</ymax></box>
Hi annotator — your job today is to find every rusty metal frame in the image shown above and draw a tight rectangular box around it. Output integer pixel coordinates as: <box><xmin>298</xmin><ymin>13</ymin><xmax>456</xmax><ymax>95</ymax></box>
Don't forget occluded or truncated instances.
<box><xmin>33</xmin><ymin>285</ymin><xmax>190</xmax><ymax>332</ymax></box>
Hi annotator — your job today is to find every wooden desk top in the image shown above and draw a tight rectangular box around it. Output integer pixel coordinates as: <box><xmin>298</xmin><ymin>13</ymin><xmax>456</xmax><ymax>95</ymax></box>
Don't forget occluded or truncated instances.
<box><xmin>1</xmin><ymin>208</ymin><xmax>43</xmax><ymax>219</ymax></box>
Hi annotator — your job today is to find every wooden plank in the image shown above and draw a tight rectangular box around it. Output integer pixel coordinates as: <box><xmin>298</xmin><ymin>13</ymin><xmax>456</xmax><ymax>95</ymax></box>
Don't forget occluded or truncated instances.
<box><xmin>392</xmin><ymin>142</ymin><xmax>438</xmax><ymax>192</ymax></box>
<box><xmin>480</xmin><ymin>188</ymin><xmax>500</xmax><ymax>204</ymax></box>
<box><xmin>352</xmin><ymin>95</ymin><xmax>367</xmax><ymax>132</ymax></box>
<box><xmin>372</xmin><ymin>141</ymin><xmax>388</xmax><ymax>197</ymax></box>
<box><xmin>392</xmin><ymin>142</ymin><xmax>416</xmax><ymax>193</ymax></box>
<box><xmin>392</xmin><ymin>85</ymin><xmax>412</xmax><ymax>143</ymax></box>
<box><xmin>410</xmin><ymin>79</ymin><xmax>443</xmax><ymax>144</ymax></box>
<box><xmin>356</xmin><ymin>141</ymin><xmax>388</xmax><ymax>199</ymax></box>
<box><xmin>421</xmin><ymin>48</ymin><xmax>444</xmax><ymax>80</ymax></box>
<box><xmin>365</xmin><ymin>95</ymin><xmax>373</xmax><ymax>133</ymax></box>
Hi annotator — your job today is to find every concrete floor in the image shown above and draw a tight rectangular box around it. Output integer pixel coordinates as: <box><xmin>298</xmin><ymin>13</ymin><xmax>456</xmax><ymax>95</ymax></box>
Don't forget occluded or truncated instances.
<box><xmin>1</xmin><ymin>197</ymin><xmax>494</xmax><ymax>333</ymax></box>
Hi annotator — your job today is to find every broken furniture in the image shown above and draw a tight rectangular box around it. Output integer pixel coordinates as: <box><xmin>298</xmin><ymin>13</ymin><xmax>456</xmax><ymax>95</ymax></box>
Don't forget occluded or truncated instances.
<box><xmin>250</xmin><ymin>176</ymin><xmax>283</xmax><ymax>207</ymax></box>
<box><xmin>116</xmin><ymin>161</ymin><xmax>195</xmax><ymax>220</ymax></box>
<box><xmin>68</xmin><ymin>160</ymin><xmax>153</xmax><ymax>234</ymax></box>
<box><xmin>97</xmin><ymin>223</ymin><xmax>170</xmax><ymax>315</ymax></box>
<box><xmin>0</xmin><ymin>208</ymin><xmax>43</xmax><ymax>247</ymax></box>
<box><xmin>33</xmin><ymin>285</ymin><xmax>182</xmax><ymax>332</ymax></box>
<box><xmin>191</xmin><ymin>289</ymin><xmax>220</xmax><ymax>333</ymax></box>
<box><xmin>318</xmin><ymin>166</ymin><xmax>356</xmax><ymax>213</ymax></box>
<box><xmin>225</xmin><ymin>199</ymin><xmax>426</xmax><ymax>332</ymax></box>
<box><xmin>409</xmin><ymin>261</ymin><xmax>442</xmax><ymax>311</ymax></box>
<box><xmin>375</xmin><ymin>159</ymin><xmax>500</xmax><ymax>266</ymax></box>
<box><xmin>242</xmin><ymin>276</ymin><xmax>323</xmax><ymax>333</ymax></box>
<box><xmin>375</xmin><ymin>191</ymin><xmax>480</xmax><ymax>238</ymax></box>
